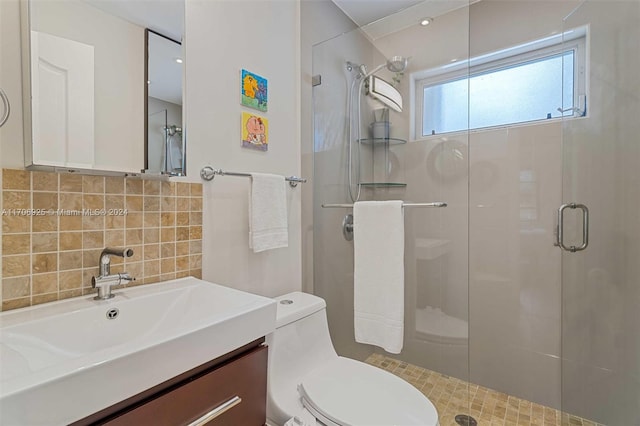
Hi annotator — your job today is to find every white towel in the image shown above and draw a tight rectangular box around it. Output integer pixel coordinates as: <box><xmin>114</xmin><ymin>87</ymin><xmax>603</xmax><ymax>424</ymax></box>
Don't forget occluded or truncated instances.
<box><xmin>353</xmin><ymin>200</ymin><xmax>404</xmax><ymax>354</ymax></box>
<box><xmin>249</xmin><ymin>173</ymin><xmax>289</xmax><ymax>252</ymax></box>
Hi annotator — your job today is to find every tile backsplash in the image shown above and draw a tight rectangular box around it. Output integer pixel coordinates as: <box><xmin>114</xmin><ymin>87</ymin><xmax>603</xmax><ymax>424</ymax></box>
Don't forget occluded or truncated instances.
<box><xmin>1</xmin><ymin>169</ymin><xmax>203</xmax><ymax>311</ymax></box>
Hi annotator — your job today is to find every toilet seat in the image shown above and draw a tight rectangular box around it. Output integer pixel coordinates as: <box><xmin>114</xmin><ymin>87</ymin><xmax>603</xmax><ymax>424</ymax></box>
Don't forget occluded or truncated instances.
<box><xmin>298</xmin><ymin>357</ymin><xmax>439</xmax><ymax>426</ymax></box>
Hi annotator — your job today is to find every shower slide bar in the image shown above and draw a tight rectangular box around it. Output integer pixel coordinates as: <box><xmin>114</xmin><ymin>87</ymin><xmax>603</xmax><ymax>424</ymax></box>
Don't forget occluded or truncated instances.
<box><xmin>200</xmin><ymin>165</ymin><xmax>307</xmax><ymax>188</ymax></box>
<box><xmin>321</xmin><ymin>202</ymin><xmax>447</xmax><ymax>208</ymax></box>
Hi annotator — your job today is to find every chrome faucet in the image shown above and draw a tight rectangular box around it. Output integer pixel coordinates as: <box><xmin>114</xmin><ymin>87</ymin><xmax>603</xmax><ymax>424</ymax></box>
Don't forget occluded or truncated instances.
<box><xmin>92</xmin><ymin>248</ymin><xmax>135</xmax><ymax>300</ymax></box>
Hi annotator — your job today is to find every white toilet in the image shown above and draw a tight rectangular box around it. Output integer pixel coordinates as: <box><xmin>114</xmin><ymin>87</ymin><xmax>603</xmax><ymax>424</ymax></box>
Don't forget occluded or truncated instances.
<box><xmin>266</xmin><ymin>291</ymin><xmax>439</xmax><ymax>426</ymax></box>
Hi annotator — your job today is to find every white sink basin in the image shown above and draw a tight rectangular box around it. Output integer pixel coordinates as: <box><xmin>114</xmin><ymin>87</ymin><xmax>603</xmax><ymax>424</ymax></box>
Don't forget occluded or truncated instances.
<box><xmin>0</xmin><ymin>277</ymin><xmax>276</xmax><ymax>425</ymax></box>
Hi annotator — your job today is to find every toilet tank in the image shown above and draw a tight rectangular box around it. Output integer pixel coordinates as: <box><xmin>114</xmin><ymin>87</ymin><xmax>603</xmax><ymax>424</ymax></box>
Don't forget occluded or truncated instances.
<box><xmin>266</xmin><ymin>292</ymin><xmax>339</xmax><ymax>425</ymax></box>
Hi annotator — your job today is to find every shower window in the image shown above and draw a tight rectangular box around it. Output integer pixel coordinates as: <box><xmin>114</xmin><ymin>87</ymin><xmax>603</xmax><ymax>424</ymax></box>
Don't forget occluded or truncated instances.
<box><xmin>414</xmin><ymin>28</ymin><xmax>586</xmax><ymax>137</ymax></box>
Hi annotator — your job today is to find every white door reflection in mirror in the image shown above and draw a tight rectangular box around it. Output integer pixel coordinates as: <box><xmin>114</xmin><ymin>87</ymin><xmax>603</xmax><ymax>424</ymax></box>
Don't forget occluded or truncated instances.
<box><xmin>30</xmin><ymin>31</ymin><xmax>94</xmax><ymax>168</ymax></box>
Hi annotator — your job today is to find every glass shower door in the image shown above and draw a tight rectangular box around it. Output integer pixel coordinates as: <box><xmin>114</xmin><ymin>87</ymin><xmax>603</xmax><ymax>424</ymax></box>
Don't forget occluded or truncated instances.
<box><xmin>561</xmin><ymin>1</ymin><xmax>640</xmax><ymax>424</ymax></box>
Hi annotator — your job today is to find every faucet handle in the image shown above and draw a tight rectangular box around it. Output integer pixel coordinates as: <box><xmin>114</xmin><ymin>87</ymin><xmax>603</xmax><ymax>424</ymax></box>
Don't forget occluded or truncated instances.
<box><xmin>118</xmin><ymin>273</ymin><xmax>135</xmax><ymax>284</ymax></box>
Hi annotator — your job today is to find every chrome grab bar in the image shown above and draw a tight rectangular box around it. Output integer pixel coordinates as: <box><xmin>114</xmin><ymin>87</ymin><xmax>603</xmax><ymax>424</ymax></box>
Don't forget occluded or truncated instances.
<box><xmin>0</xmin><ymin>88</ymin><xmax>10</xmax><ymax>128</ymax></box>
<box><xmin>556</xmin><ymin>202</ymin><xmax>589</xmax><ymax>252</ymax></box>
<box><xmin>187</xmin><ymin>395</ymin><xmax>242</xmax><ymax>426</ymax></box>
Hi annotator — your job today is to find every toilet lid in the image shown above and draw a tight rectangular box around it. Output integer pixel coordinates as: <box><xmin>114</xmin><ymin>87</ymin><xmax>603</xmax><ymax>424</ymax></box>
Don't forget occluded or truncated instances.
<box><xmin>298</xmin><ymin>357</ymin><xmax>439</xmax><ymax>426</ymax></box>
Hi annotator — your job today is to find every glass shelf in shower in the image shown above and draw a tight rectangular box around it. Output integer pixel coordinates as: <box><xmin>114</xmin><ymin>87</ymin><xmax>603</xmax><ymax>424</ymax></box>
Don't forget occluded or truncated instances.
<box><xmin>358</xmin><ymin>137</ymin><xmax>407</xmax><ymax>145</ymax></box>
<box><xmin>360</xmin><ymin>182</ymin><xmax>407</xmax><ymax>188</ymax></box>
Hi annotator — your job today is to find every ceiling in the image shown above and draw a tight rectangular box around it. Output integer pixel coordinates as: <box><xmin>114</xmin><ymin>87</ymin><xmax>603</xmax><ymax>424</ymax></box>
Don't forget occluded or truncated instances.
<box><xmin>332</xmin><ymin>0</ymin><xmax>473</xmax><ymax>39</ymax></box>
<box><xmin>331</xmin><ymin>0</ymin><xmax>425</xmax><ymax>26</ymax></box>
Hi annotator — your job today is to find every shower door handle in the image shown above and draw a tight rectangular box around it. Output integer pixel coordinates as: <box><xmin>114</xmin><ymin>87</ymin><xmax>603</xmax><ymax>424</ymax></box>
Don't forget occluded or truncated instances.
<box><xmin>0</xmin><ymin>88</ymin><xmax>10</xmax><ymax>128</ymax></box>
<box><xmin>556</xmin><ymin>203</ymin><xmax>589</xmax><ymax>252</ymax></box>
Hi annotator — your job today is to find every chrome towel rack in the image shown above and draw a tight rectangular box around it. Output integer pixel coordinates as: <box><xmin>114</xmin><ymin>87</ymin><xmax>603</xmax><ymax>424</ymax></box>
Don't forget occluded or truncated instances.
<box><xmin>321</xmin><ymin>202</ymin><xmax>447</xmax><ymax>208</ymax></box>
<box><xmin>200</xmin><ymin>165</ymin><xmax>307</xmax><ymax>188</ymax></box>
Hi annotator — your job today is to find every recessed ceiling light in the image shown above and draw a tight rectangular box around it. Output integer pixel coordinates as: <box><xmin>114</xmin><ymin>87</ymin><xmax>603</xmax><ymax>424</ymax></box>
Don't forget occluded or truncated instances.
<box><xmin>175</xmin><ymin>58</ymin><xmax>183</xmax><ymax>64</ymax></box>
<box><xmin>420</xmin><ymin>17</ymin><xmax>433</xmax><ymax>26</ymax></box>
<box><xmin>147</xmin><ymin>80</ymin><xmax>151</xmax><ymax>84</ymax></box>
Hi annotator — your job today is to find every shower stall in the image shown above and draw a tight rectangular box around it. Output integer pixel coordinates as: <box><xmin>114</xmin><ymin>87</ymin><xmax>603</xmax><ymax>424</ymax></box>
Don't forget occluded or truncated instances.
<box><xmin>309</xmin><ymin>1</ymin><xmax>639</xmax><ymax>424</ymax></box>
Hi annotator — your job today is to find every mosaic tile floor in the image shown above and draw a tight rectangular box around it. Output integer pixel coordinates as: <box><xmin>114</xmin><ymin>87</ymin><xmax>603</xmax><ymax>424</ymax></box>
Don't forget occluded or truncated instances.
<box><xmin>365</xmin><ymin>354</ymin><xmax>604</xmax><ymax>426</ymax></box>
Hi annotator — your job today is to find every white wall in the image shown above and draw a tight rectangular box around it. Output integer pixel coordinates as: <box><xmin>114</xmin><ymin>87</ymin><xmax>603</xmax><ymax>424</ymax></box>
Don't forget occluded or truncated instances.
<box><xmin>185</xmin><ymin>0</ymin><xmax>301</xmax><ymax>298</ymax></box>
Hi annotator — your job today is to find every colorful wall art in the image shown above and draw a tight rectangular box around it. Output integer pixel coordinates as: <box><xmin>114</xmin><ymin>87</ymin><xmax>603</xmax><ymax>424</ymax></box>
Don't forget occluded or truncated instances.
<box><xmin>241</xmin><ymin>69</ymin><xmax>268</xmax><ymax>112</ymax></box>
<box><xmin>241</xmin><ymin>112</ymin><xmax>268</xmax><ymax>151</ymax></box>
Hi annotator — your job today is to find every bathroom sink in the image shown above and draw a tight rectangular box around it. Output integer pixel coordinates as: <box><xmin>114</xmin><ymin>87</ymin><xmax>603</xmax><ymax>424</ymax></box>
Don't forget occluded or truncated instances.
<box><xmin>0</xmin><ymin>277</ymin><xmax>277</xmax><ymax>425</ymax></box>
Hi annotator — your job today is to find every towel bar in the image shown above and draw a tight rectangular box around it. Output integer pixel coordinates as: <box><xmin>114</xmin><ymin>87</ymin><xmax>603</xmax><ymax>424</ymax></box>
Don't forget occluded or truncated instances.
<box><xmin>321</xmin><ymin>202</ymin><xmax>447</xmax><ymax>208</ymax></box>
<box><xmin>200</xmin><ymin>165</ymin><xmax>307</xmax><ymax>188</ymax></box>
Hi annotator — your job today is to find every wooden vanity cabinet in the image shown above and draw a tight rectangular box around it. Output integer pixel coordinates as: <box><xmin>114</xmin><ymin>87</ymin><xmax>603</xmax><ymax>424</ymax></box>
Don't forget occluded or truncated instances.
<box><xmin>73</xmin><ymin>338</ymin><xmax>268</xmax><ymax>426</ymax></box>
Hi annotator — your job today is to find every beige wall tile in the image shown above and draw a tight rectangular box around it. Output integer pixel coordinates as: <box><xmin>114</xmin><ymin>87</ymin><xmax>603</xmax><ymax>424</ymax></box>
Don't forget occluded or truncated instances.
<box><xmin>3</xmin><ymin>255</ymin><xmax>31</xmax><ymax>277</ymax></box>
<box><xmin>83</xmin><ymin>231</ymin><xmax>104</xmax><ymax>249</ymax></box>
<box><xmin>161</xmin><ymin>181</ymin><xmax>175</xmax><ymax>196</ymax></box>
<box><xmin>125</xmin><ymin>179</ymin><xmax>143</xmax><ymax>195</ymax></box>
<box><xmin>126</xmin><ymin>229</ymin><xmax>143</xmax><ymax>246</ymax></box>
<box><xmin>189</xmin><ymin>212</ymin><xmax>202</xmax><ymax>225</ymax></box>
<box><xmin>161</xmin><ymin>242</ymin><xmax>175</xmax><ymax>258</ymax></box>
<box><xmin>176</xmin><ymin>182</ymin><xmax>190</xmax><ymax>196</ymax></box>
<box><xmin>32</xmin><ymin>273</ymin><xmax>58</xmax><ymax>295</ymax></box>
<box><xmin>83</xmin><ymin>194</ymin><xmax>104</xmax><ymax>210</ymax></box>
<box><xmin>32</xmin><ymin>253</ymin><xmax>57</xmax><ymax>274</ymax></box>
<box><xmin>59</xmin><ymin>215</ymin><xmax>81</xmax><ymax>231</ymax></box>
<box><xmin>144</xmin><ymin>244</ymin><xmax>160</xmax><ymax>260</ymax></box>
<box><xmin>144</xmin><ymin>260</ymin><xmax>160</xmax><ymax>277</ymax></box>
<box><xmin>3</xmin><ymin>233</ymin><xmax>30</xmax><ymax>255</ymax></box>
<box><xmin>2</xmin><ymin>169</ymin><xmax>30</xmax><ymax>190</ymax></box>
<box><xmin>161</xmin><ymin>212</ymin><xmax>176</xmax><ymax>227</ymax></box>
<box><xmin>176</xmin><ymin>271</ymin><xmax>190</xmax><ymax>279</ymax></box>
<box><xmin>82</xmin><ymin>249</ymin><xmax>102</xmax><ymax>269</ymax></box>
<box><xmin>189</xmin><ymin>226</ymin><xmax>202</xmax><ymax>240</ymax></box>
<box><xmin>59</xmin><ymin>231</ymin><xmax>82</xmax><ymax>252</ymax></box>
<box><xmin>177</xmin><ymin>212</ymin><xmax>190</xmax><ymax>227</ymax></box>
<box><xmin>189</xmin><ymin>240</ymin><xmax>202</xmax><ymax>255</ymax></box>
<box><xmin>32</xmin><ymin>232</ymin><xmax>58</xmax><ymax>253</ymax></box>
<box><xmin>126</xmin><ymin>212</ymin><xmax>143</xmax><ymax>228</ymax></box>
<box><xmin>126</xmin><ymin>196</ymin><xmax>143</xmax><ymax>212</ymax></box>
<box><xmin>59</xmin><ymin>289</ymin><xmax>83</xmax><ymax>300</ymax></box>
<box><xmin>176</xmin><ymin>227</ymin><xmax>190</xmax><ymax>241</ymax></box>
<box><xmin>161</xmin><ymin>196</ymin><xmax>176</xmax><ymax>211</ymax></box>
<box><xmin>59</xmin><ymin>193</ymin><xmax>83</xmax><ymax>210</ymax></box>
<box><xmin>176</xmin><ymin>241</ymin><xmax>190</xmax><ymax>256</ymax></box>
<box><xmin>176</xmin><ymin>256</ymin><xmax>189</xmax><ymax>272</ymax></box>
<box><xmin>2</xmin><ymin>297</ymin><xmax>31</xmax><ymax>311</ymax></box>
<box><xmin>143</xmin><ymin>196</ymin><xmax>160</xmax><ymax>212</ymax></box>
<box><xmin>161</xmin><ymin>227</ymin><xmax>175</xmax><ymax>242</ymax></box>
<box><xmin>190</xmin><ymin>197</ymin><xmax>203</xmax><ymax>212</ymax></box>
<box><xmin>60</xmin><ymin>174</ymin><xmax>83</xmax><ymax>192</ymax></box>
<box><xmin>1</xmin><ymin>169</ymin><xmax>206</xmax><ymax>311</ymax></box>
<box><xmin>105</xmin><ymin>215</ymin><xmax>125</xmax><ymax>229</ymax></box>
<box><xmin>3</xmin><ymin>215</ymin><xmax>30</xmax><ymax>234</ymax></box>
<box><xmin>105</xmin><ymin>230</ymin><xmax>125</xmax><ymax>247</ymax></box>
<box><xmin>144</xmin><ymin>228</ymin><xmax>160</xmax><ymax>244</ymax></box>
<box><xmin>191</xmin><ymin>269</ymin><xmax>202</xmax><ymax>279</ymax></box>
<box><xmin>82</xmin><ymin>176</ymin><xmax>105</xmax><ymax>194</ymax></box>
<box><xmin>144</xmin><ymin>212</ymin><xmax>160</xmax><ymax>228</ymax></box>
<box><xmin>2</xmin><ymin>276</ymin><xmax>31</xmax><ymax>299</ymax></box>
<box><xmin>105</xmin><ymin>177</ymin><xmax>124</xmax><ymax>194</ymax></box>
<box><xmin>3</xmin><ymin>191</ymin><xmax>30</xmax><ymax>209</ymax></box>
<box><xmin>33</xmin><ymin>192</ymin><xmax>58</xmax><ymax>210</ymax></box>
<box><xmin>190</xmin><ymin>184</ymin><xmax>203</xmax><ymax>196</ymax></box>
<box><xmin>59</xmin><ymin>270</ymin><xmax>82</xmax><ymax>290</ymax></box>
<box><xmin>105</xmin><ymin>195</ymin><xmax>125</xmax><ymax>210</ymax></box>
<box><xmin>177</xmin><ymin>197</ymin><xmax>190</xmax><ymax>212</ymax></box>
<box><xmin>143</xmin><ymin>180</ymin><xmax>160</xmax><ymax>196</ymax></box>
<box><xmin>189</xmin><ymin>254</ymin><xmax>202</xmax><ymax>270</ymax></box>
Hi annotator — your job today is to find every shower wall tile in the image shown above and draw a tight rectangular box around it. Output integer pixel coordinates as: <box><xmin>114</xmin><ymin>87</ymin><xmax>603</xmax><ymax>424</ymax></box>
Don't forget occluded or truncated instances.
<box><xmin>0</xmin><ymin>169</ymin><xmax>203</xmax><ymax>311</ymax></box>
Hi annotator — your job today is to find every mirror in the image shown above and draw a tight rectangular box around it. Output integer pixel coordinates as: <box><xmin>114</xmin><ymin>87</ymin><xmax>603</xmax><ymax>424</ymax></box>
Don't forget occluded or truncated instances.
<box><xmin>24</xmin><ymin>0</ymin><xmax>185</xmax><ymax>176</ymax></box>
<box><xmin>145</xmin><ymin>30</ymin><xmax>184</xmax><ymax>176</ymax></box>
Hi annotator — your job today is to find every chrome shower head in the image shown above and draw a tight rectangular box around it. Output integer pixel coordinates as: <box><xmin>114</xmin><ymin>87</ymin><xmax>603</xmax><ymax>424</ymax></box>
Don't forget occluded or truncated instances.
<box><xmin>386</xmin><ymin>56</ymin><xmax>408</xmax><ymax>73</ymax></box>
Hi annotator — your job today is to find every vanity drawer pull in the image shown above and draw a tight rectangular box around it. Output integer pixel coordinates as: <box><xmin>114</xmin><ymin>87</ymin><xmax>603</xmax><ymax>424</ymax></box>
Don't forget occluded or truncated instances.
<box><xmin>188</xmin><ymin>395</ymin><xmax>242</xmax><ymax>426</ymax></box>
